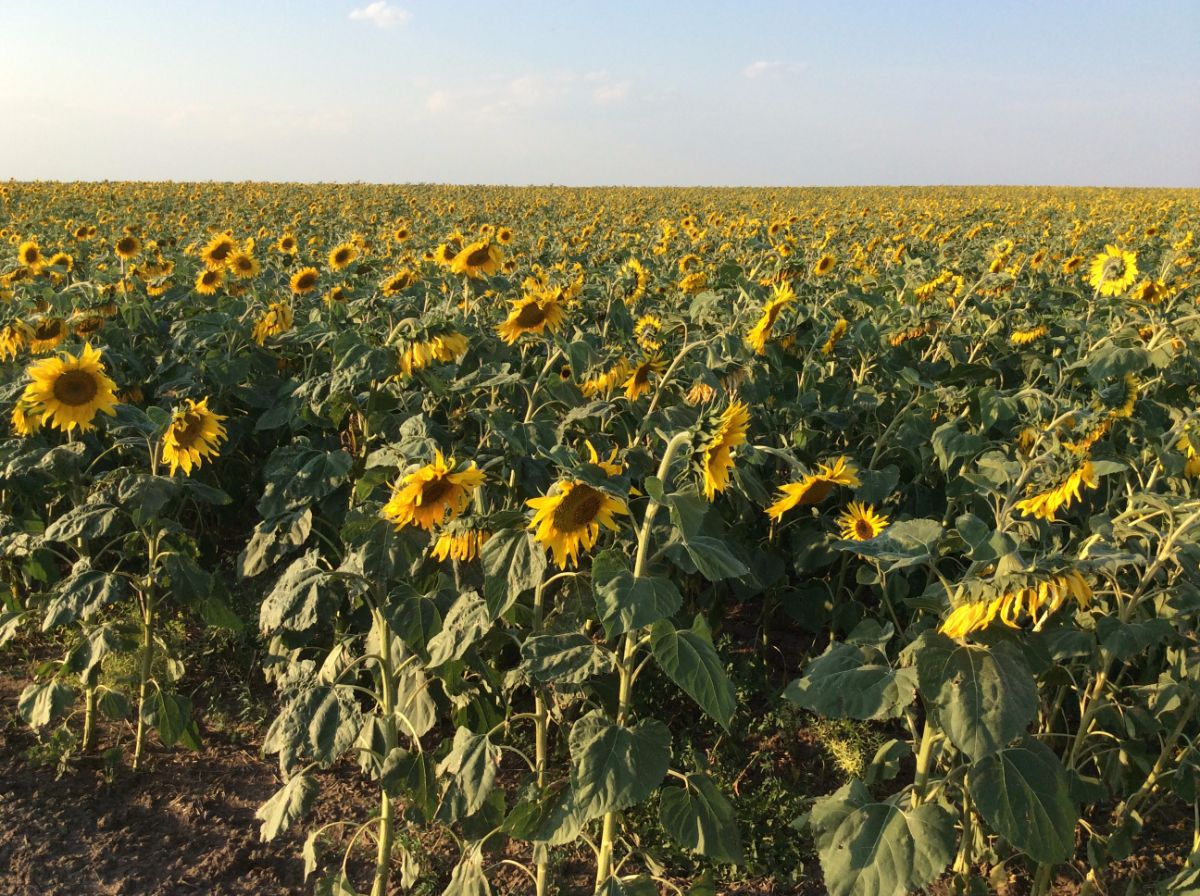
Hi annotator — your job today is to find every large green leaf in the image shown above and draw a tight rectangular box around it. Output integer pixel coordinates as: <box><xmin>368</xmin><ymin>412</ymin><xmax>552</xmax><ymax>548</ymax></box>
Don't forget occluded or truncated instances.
<box><xmin>425</xmin><ymin>590</ymin><xmax>490</xmax><ymax>667</ymax></box>
<box><xmin>915</xmin><ymin>632</ymin><xmax>1037</xmax><ymax>758</ymax></box>
<box><xmin>257</xmin><ymin>773</ymin><xmax>318</xmax><ymax>841</ymax></box>
<box><xmin>480</xmin><ymin>528</ymin><xmax>547</xmax><ymax>618</ymax></box>
<box><xmin>238</xmin><ymin>509</ymin><xmax>313</xmax><ymax>578</ymax></box>
<box><xmin>42</xmin><ymin>566</ymin><xmax>124</xmax><ymax>630</ymax></box>
<box><xmin>570</xmin><ymin>710</ymin><xmax>671</xmax><ymax>820</ymax></box>
<box><xmin>969</xmin><ymin>739</ymin><xmax>1079</xmax><ymax>864</ymax></box>
<box><xmin>592</xmin><ymin>550</ymin><xmax>682</xmax><ymax>639</ymax></box>
<box><xmin>784</xmin><ymin>641</ymin><xmax>917</xmax><ymax>721</ymax></box>
<box><xmin>257</xmin><ymin>446</ymin><xmax>354</xmax><ymax>518</ymax></box>
<box><xmin>438</xmin><ymin>727</ymin><xmax>501</xmax><ymax>817</ymax></box>
<box><xmin>521</xmin><ymin>632</ymin><xmax>615</xmax><ymax>685</ymax></box>
<box><xmin>259</xmin><ymin>551</ymin><xmax>337</xmax><ymax>635</ymax></box>
<box><xmin>43</xmin><ymin>504</ymin><xmax>121</xmax><ymax>544</ymax></box>
<box><xmin>650</xmin><ymin>618</ymin><xmax>736</xmax><ymax>729</ymax></box>
<box><xmin>18</xmin><ymin>680</ymin><xmax>75</xmax><ymax>728</ymax></box>
<box><xmin>810</xmin><ymin>780</ymin><xmax>956</xmax><ymax>896</ymax></box>
<box><xmin>658</xmin><ymin>773</ymin><xmax>743</xmax><ymax>863</ymax></box>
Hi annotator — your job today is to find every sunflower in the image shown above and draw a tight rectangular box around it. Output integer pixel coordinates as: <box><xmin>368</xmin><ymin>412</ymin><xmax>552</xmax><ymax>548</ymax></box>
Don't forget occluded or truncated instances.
<box><xmin>623</xmin><ymin>355</ymin><xmax>664</xmax><ymax>401</ymax></box>
<box><xmin>392</xmin><ymin>225</ymin><xmax>412</xmax><ymax>243</ymax></box>
<box><xmin>581</xmin><ymin>359</ymin><xmax>631</xmax><ymax>398</ymax></box>
<box><xmin>252</xmin><ymin>301</ymin><xmax>294</xmax><ymax>344</ymax></box>
<box><xmin>0</xmin><ymin>320</ymin><xmax>32</xmax><ymax>361</ymax></box>
<box><xmin>527</xmin><ymin>480</ymin><xmax>628</xmax><ymax>568</ymax></box>
<box><xmin>328</xmin><ymin>242</ymin><xmax>359</xmax><ymax>271</ymax></box>
<box><xmin>398</xmin><ymin>330</ymin><xmax>468</xmax><ymax>376</ymax></box>
<box><xmin>48</xmin><ymin>251</ymin><xmax>73</xmax><ymax>271</ymax></box>
<box><xmin>836</xmin><ymin>501</ymin><xmax>889</xmax><ymax>541</ymax></box>
<box><xmin>1087</xmin><ymin>245</ymin><xmax>1138</xmax><ymax>296</ymax></box>
<box><xmin>433</xmin><ymin>243</ymin><xmax>459</xmax><ymax>266</ymax></box>
<box><xmin>228</xmin><ymin>251</ymin><xmax>260</xmax><ymax>280</ymax></box>
<box><xmin>451</xmin><ymin>241</ymin><xmax>502</xmax><ymax>278</ymax></box>
<box><xmin>619</xmin><ymin>258</ymin><xmax>648</xmax><ymax>305</ymax></box>
<box><xmin>276</xmin><ymin>234</ymin><xmax>298</xmax><ymax>255</ymax></box>
<box><xmin>1010</xmin><ymin>325</ymin><xmax>1047</xmax><ymax>346</ymax></box>
<box><xmin>1061</xmin><ymin>255</ymin><xmax>1084</xmax><ymax>274</ymax></box>
<box><xmin>18</xmin><ymin>241</ymin><xmax>43</xmax><ymax>270</ymax></box>
<box><xmin>496</xmin><ymin>227</ymin><xmax>514</xmax><ymax>245</ymax></box>
<box><xmin>381</xmin><ymin>452</ymin><xmax>485</xmax><ymax>531</ymax></box>
<box><xmin>324</xmin><ymin>285</ymin><xmax>349</xmax><ymax>305</ymax></box>
<box><xmin>195</xmin><ymin>268</ymin><xmax>224</xmax><ymax>296</ymax></box>
<box><xmin>821</xmin><ymin>318</ymin><xmax>848</xmax><ymax>356</ymax></box>
<box><xmin>201</xmin><ymin>234</ymin><xmax>237</xmax><ymax>270</ymax></box>
<box><xmin>431</xmin><ymin>525</ymin><xmax>490</xmax><ymax>562</ymax></box>
<box><xmin>29</xmin><ymin>318</ymin><xmax>68</xmax><ymax>354</ymax></box>
<box><xmin>940</xmin><ymin>571</ymin><xmax>1092</xmax><ymax>640</ymax></box>
<box><xmin>11</xmin><ymin>398</ymin><xmax>43</xmax><ymax>437</ymax></box>
<box><xmin>634</xmin><ymin>314</ymin><xmax>663</xmax><ymax>352</ymax></box>
<box><xmin>678</xmin><ymin>272</ymin><xmax>708</xmax><ymax>294</ymax></box>
<box><xmin>1132</xmin><ymin>279</ymin><xmax>1167</xmax><ymax>304</ymax></box>
<box><xmin>160</xmin><ymin>398</ymin><xmax>228</xmax><ymax>476</ymax></box>
<box><xmin>381</xmin><ymin>268</ymin><xmax>419</xmax><ymax>296</ymax></box>
<box><xmin>767</xmin><ymin>456</ymin><xmax>860</xmax><ymax>521</ymax></box>
<box><xmin>698</xmin><ymin>401</ymin><xmax>751</xmax><ymax>500</ymax></box>
<box><xmin>1178</xmin><ymin>435</ymin><xmax>1200</xmax><ymax>478</ymax></box>
<box><xmin>21</xmin><ymin>342</ymin><xmax>120</xmax><ymax>432</ymax></box>
<box><xmin>289</xmin><ymin>267</ymin><xmax>320</xmax><ymax>295</ymax></box>
<box><xmin>497</xmin><ymin>293</ymin><xmax>565</xmax><ymax>345</ymax></box>
<box><xmin>1015</xmin><ymin>459</ymin><xmax>1098</xmax><ymax>521</ymax></box>
<box><xmin>812</xmin><ymin>253</ymin><xmax>836</xmax><ymax>276</ymax></box>
<box><xmin>685</xmin><ymin>380</ymin><xmax>717</xmax><ymax>405</ymax></box>
<box><xmin>115</xmin><ymin>235</ymin><xmax>142</xmax><ymax>260</ymax></box>
<box><xmin>747</xmin><ymin>282</ymin><xmax>796</xmax><ymax>354</ymax></box>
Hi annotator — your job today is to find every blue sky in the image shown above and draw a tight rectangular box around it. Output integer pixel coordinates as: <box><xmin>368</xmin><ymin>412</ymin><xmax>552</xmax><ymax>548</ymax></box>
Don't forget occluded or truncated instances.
<box><xmin>2</xmin><ymin>0</ymin><xmax>1198</xmax><ymax>185</ymax></box>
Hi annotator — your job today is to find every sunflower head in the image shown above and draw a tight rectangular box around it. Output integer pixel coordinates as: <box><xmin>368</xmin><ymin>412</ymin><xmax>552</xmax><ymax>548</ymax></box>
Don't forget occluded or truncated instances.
<box><xmin>290</xmin><ymin>267</ymin><xmax>320</xmax><ymax>295</ymax></box>
<box><xmin>115</xmin><ymin>235</ymin><xmax>142</xmax><ymax>260</ymax></box>
<box><xmin>381</xmin><ymin>451</ymin><xmax>485</xmax><ymax>531</ymax></box>
<box><xmin>451</xmin><ymin>241</ymin><xmax>502</xmax><ymax>278</ymax></box>
<box><xmin>161</xmin><ymin>397</ymin><xmax>228</xmax><ymax>476</ymax></box>
<box><xmin>1087</xmin><ymin>245</ymin><xmax>1138</xmax><ymax>296</ymax></box>
<box><xmin>696</xmin><ymin>401</ymin><xmax>751</xmax><ymax>500</ymax></box>
<box><xmin>21</xmin><ymin>342</ymin><xmax>120</xmax><ymax>432</ymax></box>
<box><xmin>527</xmin><ymin>479</ymin><xmax>628</xmax><ymax>568</ymax></box>
<box><xmin>836</xmin><ymin>501</ymin><xmax>888</xmax><ymax>541</ymax></box>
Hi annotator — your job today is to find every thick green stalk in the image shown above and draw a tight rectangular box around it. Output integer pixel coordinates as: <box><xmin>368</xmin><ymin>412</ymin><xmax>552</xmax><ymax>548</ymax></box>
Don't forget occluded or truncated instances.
<box><xmin>81</xmin><ymin>685</ymin><xmax>97</xmax><ymax>752</ymax></box>
<box><xmin>594</xmin><ymin>431</ymin><xmax>691</xmax><ymax>890</ymax></box>
<box><xmin>533</xmin><ymin>579</ymin><xmax>550</xmax><ymax>896</ymax></box>
<box><xmin>910</xmin><ymin>716</ymin><xmax>939</xmax><ymax>807</ymax></box>
<box><xmin>371</xmin><ymin>605</ymin><xmax>398</xmax><ymax>896</ymax></box>
<box><xmin>132</xmin><ymin>599</ymin><xmax>154</xmax><ymax>770</ymax></box>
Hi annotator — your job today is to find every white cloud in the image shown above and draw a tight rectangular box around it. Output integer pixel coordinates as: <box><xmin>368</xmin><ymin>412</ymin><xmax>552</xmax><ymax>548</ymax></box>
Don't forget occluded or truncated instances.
<box><xmin>743</xmin><ymin>60</ymin><xmax>806</xmax><ymax>79</ymax></box>
<box><xmin>348</xmin><ymin>1</ymin><xmax>410</xmax><ymax>29</ymax></box>
<box><xmin>592</xmin><ymin>80</ymin><xmax>631</xmax><ymax>104</ymax></box>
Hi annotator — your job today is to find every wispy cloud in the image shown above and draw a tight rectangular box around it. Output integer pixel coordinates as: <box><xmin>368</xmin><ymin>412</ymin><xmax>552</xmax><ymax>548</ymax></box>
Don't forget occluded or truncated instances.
<box><xmin>426</xmin><ymin>71</ymin><xmax>635</xmax><ymax>117</ymax></box>
<box><xmin>742</xmin><ymin>60</ymin><xmax>806</xmax><ymax>79</ymax></box>
<box><xmin>348</xmin><ymin>1</ymin><xmax>410</xmax><ymax>29</ymax></box>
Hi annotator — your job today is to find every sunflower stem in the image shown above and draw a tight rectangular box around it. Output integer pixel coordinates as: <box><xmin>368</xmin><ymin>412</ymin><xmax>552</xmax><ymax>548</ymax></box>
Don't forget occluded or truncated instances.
<box><xmin>370</xmin><ymin>604</ymin><xmax>398</xmax><ymax>896</ymax></box>
<box><xmin>596</xmin><ymin>429</ymin><xmax>691</xmax><ymax>890</ymax></box>
<box><xmin>132</xmin><ymin>530</ymin><xmax>160</xmax><ymax>772</ymax></box>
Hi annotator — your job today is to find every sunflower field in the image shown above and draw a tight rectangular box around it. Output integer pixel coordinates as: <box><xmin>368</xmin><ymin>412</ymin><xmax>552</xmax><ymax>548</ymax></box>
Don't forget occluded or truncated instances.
<box><xmin>2</xmin><ymin>181</ymin><xmax>1200</xmax><ymax>896</ymax></box>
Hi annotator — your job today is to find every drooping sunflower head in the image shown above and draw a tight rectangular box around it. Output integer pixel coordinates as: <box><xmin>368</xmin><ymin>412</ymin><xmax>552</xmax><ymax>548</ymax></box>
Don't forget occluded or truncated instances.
<box><xmin>21</xmin><ymin>342</ymin><xmax>120</xmax><ymax>432</ymax></box>
<box><xmin>450</xmin><ymin>241</ymin><xmax>502</xmax><ymax>278</ymax></box>
<box><xmin>381</xmin><ymin>451</ymin><xmax>485</xmax><ymax>532</ymax></box>
<box><xmin>1087</xmin><ymin>244</ymin><xmax>1138</xmax><ymax>296</ymax></box>
<box><xmin>381</xmin><ymin>268</ymin><xmax>419</xmax><ymax>296</ymax></box>
<box><xmin>0</xmin><ymin>320</ymin><xmax>32</xmax><ymax>361</ymax></box>
<box><xmin>497</xmin><ymin>292</ymin><xmax>565</xmax><ymax>345</ymax></box>
<box><xmin>747</xmin><ymin>281</ymin><xmax>796</xmax><ymax>354</ymax></box>
<box><xmin>11</xmin><ymin>398</ymin><xmax>43</xmax><ymax>437</ymax></box>
<box><xmin>697</xmin><ymin>401</ymin><xmax>751</xmax><ymax>500</ymax></box>
<box><xmin>821</xmin><ymin>318</ymin><xmax>849</xmax><ymax>356</ymax></box>
<box><xmin>431</xmin><ymin>522</ymin><xmax>491</xmax><ymax>562</ymax></box>
<box><xmin>527</xmin><ymin>479</ymin><xmax>628</xmax><ymax>568</ymax></box>
<box><xmin>836</xmin><ymin>501</ymin><xmax>889</xmax><ymax>541</ymax></box>
<box><xmin>766</xmin><ymin>455</ymin><xmax>861</xmax><ymax>521</ymax></box>
<box><xmin>252</xmin><ymin>301</ymin><xmax>294</xmax><ymax>345</ymax></box>
<box><xmin>160</xmin><ymin>397</ymin><xmax>228</xmax><ymax>476</ymax></box>
<box><xmin>623</xmin><ymin>354</ymin><xmax>664</xmax><ymax>401</ymax></box>
<box><xmin>29</xmin><ymin>317</ymin><xmax>68</xmax><ymax>354</ymax></box>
